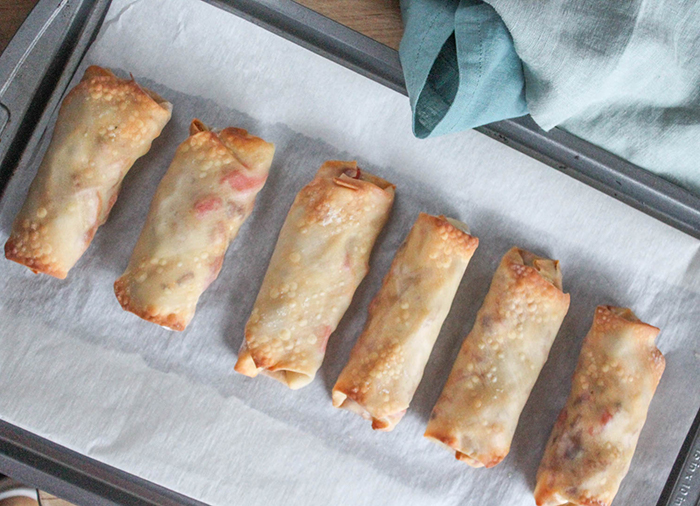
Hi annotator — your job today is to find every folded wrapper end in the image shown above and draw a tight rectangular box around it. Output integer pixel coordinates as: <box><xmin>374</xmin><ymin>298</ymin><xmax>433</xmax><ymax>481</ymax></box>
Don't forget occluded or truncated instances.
<box><xmin>219</xmin><ymin>128</ymin><xmax>276</xmax><ymax>171</ymax></box>
<box><xmin>423</xmin><ymin>430</ymin><xmax>488</xmax><ymax>468</ymax></box>
<box><xmin>606</xmin><ymin>305</ymin><xmax>641</xmax><ymax>322</ymax></box>
<box><xmin>189</xmin><ymin>118</ymin><xmax>210</xmax><ymax>135</ymax></box>
<box><xmin>4</xmin><ymin>240</ymin><xmax>68</xmax><ymax>279</ymax></box>
<box><xmin>87</xmin><ymin>64</ymin><xmax>172</xmax><ymax>114</ymax></box>
<box><xmin>83</xmin><ymin>65</ymin><xmax>115</xmax><ymax>79</ymax></box>
<box><xmin>597</xmin><ymin>306</ymin><xmax>664</xmax><ymax>377</ymax></box>
<box><xmin>114</xmin><ymin>278</ymin><xmax>189</xmax><ymax>331</ymax></box>
<box><xmin>534</xmin><ymin>490</ymin><xmax>578</xmax><ymax>506</ymax></box>
<box><xmin>269</xmin><ymin>371</ymin><xmax>313</xmax><ymax>390</ymax></box>
<box><xmin>598</xmin><ymin>305</ymin><xmax>662</xmax><ymax>347</ymax></box>
<box><xmin>332</xmin><ymin>389</ymin><xmax>404</xmax><ymax>431</ymax></box>
<box><xmin>91</xmin><ymin>65</ymin><xmax>174</xmax><ymax>114</ymax></box>
<box><xmin>444</xmin><ymin>216</ymin><xmax>470</xmax><ymax>234</ymax></box>
<box><xmin>516</xmin><ymin>248</ymin><xmax>563</xmax><ymax>291</ymax></box>
<box><xmin>83</xmin><ymin>64</ymin><xmax>173</xmax><ymax>116</ymax></box>
<box><xmin>235</xmin><ymin>342</ymin><xmax>314</xmax><ymax>389</ymax></box>
<box><xmin>234</xmin><ymin>342</ymin><xmax>261</xmax><ymax>377</ymax></box>
<box><xmin>455</xmin><ymin>451</ymin><xmax>487</xmax><ymax>468</ymax></box>
<box><xmin>141</xmin><ymin>87</ymin><xmax>173</xmax><ymax>114</ymax></box>
<box><xmin>325</xmin><ymin>160</ymin><xmax>396</xmax><ymax>194</ymax></box>
<box><xmin>188</xmin><ymin>118</ymin><xmax>278</xmax><ymax>170</ymax></box>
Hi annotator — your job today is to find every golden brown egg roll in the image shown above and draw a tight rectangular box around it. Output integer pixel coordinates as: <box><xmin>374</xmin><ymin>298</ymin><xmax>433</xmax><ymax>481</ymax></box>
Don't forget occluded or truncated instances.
<box><xmin>4</xmin><ymin>66</ymin><xmax>172</xmax><ymax>278</ymax></box>
<box><xmin>425</xmin><ymin>247</ymin><xmax>570</xmax><ymax>467</ymax></box>
<box><xmin>534</xmin><ymin>305</ymin><xmax>665</xmax><ymax>506</ymax></box>
<box><xmin>234</xmin><ymin>160</ymin><xmax>395</xmax><ymax>389</ymax></box>
<box><xmin>332</xmin><ymin>213</ymin><xmax>479</xmax><ymax>430</ymax></box>
<box><xmin>114</xmin><ymin>119</ymin><xmax>275</xmax><ymax>331</ymax></box>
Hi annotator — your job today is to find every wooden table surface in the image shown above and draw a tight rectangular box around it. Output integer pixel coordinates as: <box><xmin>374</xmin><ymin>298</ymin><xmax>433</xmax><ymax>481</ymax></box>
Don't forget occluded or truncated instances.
<box><xmin>295</xmin><ymin>0</ymin><xmax>403</xmax><ymax>49</ymax></box>
<box><xmin>0</xmin><ymin>0</ymin><xmax>403</xmax><ymax>56</ymax></box>
<box><xmin>0</xmin><ymin>0</ymin><xmax>39</xmax><ymax>55</ymax></box>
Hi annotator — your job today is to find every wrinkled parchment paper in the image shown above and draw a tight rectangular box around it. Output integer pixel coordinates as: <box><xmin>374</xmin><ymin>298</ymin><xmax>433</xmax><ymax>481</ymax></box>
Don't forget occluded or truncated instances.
<box><xmin>1</xmin><ymin>0</ymin><xmax>699</xmax><ymax>504</ymax></box>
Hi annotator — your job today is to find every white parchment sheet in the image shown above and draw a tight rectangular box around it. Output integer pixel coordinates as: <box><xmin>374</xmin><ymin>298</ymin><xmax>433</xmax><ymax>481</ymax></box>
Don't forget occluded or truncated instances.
<box><xmin>1</xmin><ymin>0</ymin><xmax>700</xmax><ymax>505</ymax></box>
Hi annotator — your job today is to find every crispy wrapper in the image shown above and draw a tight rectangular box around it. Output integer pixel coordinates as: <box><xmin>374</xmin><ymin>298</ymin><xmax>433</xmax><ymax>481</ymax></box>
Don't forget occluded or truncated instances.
<box><xmin>234</xmin><ymin>161</ymin><xmax>395</xmax><ymax>389</ymax></box>
<box><xmin>534</xmin><ymin>306</ymin><xmax>665</xmax><ymax>506</ymax></box>
<box><xmin>114</xmin><ymin>120</ymin><xmax>274</xmax><ymax>331</ymax></box>
<box><xmin>4</xmin><ymin>66</ymin><xmax>172</xmax><ymax>278</ymax></box>
<box><xmin>332</xmin><ymin>213</ymin><xmax>479</xmax><ymax>430</ymax></box>
<box><xmin>425</xmin><ymin>247</ymin><xmax>570</xmax><ymax>467</ymax></box>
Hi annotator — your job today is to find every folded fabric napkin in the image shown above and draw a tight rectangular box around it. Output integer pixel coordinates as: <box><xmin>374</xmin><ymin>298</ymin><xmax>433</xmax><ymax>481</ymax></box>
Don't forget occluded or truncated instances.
<box><xmin>399</xmin><ymin>0</ymin><xmax>528</xmax><ymax>138</ymax></box>
<box><xmin>400</xmin><ymin>0</ymin><xmax>700</xmax><ymax>196</ymax></box>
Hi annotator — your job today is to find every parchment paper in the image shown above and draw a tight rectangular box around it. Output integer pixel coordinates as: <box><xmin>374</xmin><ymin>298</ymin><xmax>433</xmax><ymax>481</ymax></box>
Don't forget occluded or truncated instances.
<box><xmin>1</xmin><ymin>0</ymin><xmax>699</xmax><ymax>505</ymax></box>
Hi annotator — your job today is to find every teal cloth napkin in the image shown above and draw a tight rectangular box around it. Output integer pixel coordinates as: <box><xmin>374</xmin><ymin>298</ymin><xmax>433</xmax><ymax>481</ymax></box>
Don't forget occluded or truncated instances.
<box><xmin>486</xmin><ymin>0</ymin><xmax>700</xmax><ymax>196</ymax></box>
<box><xmin>401</xmin><ymin>0</ymin><xmax>700</xmax><ymax>196</ymax></box>
<box><xmin>399</xmin><ymin>0</ymin><xmax>528</xmax><ymax>138</ymax></box>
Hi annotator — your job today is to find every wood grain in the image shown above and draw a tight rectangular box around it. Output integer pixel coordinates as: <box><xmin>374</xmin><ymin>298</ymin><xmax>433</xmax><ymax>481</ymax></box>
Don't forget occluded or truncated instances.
<box><xmin>0</xmin><ymin>1</ymin><xmax>404</xmax><ymax>56</ymax></box>
<box><xmin>38</xmin><ymin>491</ymin><xmax>75</xmax><ymax>506</ymax></box>
<box><xmin>0</xmin><ymin>497</ymin><xmax>38</xmax><ymax>506</ymax></box>
<box><xmin>294</xmin><ymin>0</ymin><xmax>403</xmax><ymax>49</ymax></box>
<box><xmin>0</xmin><ymin>0</ymin><xmax>403</xmax><ymax>53</ymax></box>
<box><xmin>0</xmin><ymin>0</ymin><xmax>40</xmax><ymax>55</ymax></box>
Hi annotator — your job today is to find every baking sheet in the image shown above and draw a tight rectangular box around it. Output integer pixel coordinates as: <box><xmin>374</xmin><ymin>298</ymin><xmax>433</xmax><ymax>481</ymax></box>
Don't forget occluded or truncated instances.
<box><xmin>1</xmin><ymin>0</ymin><xmax>699</xmax><ymax>505</ymax></box>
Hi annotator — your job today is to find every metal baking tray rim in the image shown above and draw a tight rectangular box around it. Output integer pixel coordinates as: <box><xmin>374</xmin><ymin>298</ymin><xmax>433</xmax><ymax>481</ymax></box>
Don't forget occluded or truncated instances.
<box><xmin>0</xmin><ymin>1</ymin><xmax>698</xmax><ymax>505</ymax></box>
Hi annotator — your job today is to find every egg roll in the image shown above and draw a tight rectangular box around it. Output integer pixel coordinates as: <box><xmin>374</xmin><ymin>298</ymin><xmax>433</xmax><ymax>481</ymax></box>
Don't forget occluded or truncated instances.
<box><xmin>332</xmin><ymin>213</ymin><xmax>479</xmax><ymax>430</ymax></box>
<box><xmin>425</xmin><ymin>247</ymin><xmax>570</xmax><ymax>467</ymax></box>
<box><xmin>114</xmin><ymin>120</ymin><xmax>274</xmax><ymax>331</ymax></box>
<box><xmin>534</xmin><ymin>305</ymin><xmax>665</xmax><ymax>506</ymax></box>
<box><xmin>234</xmin><ymin>161</ymin><xmax>395</xmax><ymax>389</ymax></box>
<box><xmin>4</xmin><ymin>66</ymin><xmax>172</xmax><ymax>278</ymax></box>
